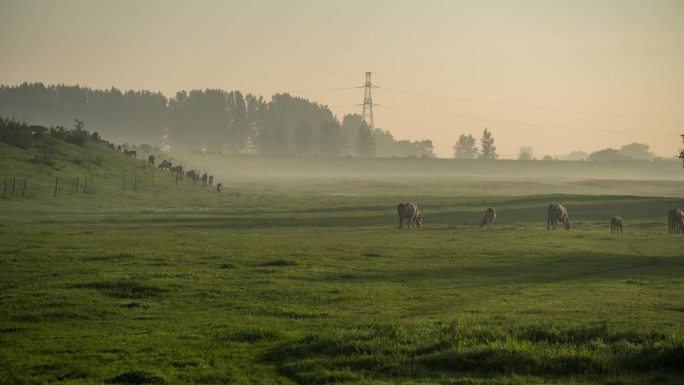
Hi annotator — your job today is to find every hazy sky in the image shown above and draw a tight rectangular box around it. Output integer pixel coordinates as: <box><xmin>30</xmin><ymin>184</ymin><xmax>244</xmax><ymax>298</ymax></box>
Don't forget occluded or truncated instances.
<box><xmin>2</xmin><ymin>0</ymin><xmax>683</xmax><ymax>158</ymax></box>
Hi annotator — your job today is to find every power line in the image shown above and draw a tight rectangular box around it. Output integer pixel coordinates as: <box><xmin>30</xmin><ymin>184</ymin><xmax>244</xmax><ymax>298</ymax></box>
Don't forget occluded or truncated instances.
<box><xmin>374</xmin><ymin>71</ymin><xmax>684</xmax><ymax>103</ymax></box>
<box><xmin>376</xmin><ymin>86</ymin><xmax>679</xmax><ymax>123</ymax></box>
<box><xmin>376</xmin><ymin>104</ymin><xmax>676</xmax><ymax>137</ymax></box>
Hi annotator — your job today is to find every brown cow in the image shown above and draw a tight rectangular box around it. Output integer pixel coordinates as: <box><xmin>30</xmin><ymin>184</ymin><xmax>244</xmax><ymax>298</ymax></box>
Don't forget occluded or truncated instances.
<box><xmin>547</xmin><ymin>203</ymin><xmax>571</xmax><ymax>230</ymax></box>
<box><xmin>668</xmin><ymin>208</ymin><xmax>684</xmax><ymax>234</ymax></box>
<box><xmin>610</xmin><ymin>216</ymin><xmax>624</xmax><ymax>234</ymax></box>
<box><xmin>397</xmin><ymin>202</ymin><xmax>421</xmax><ymax>230</ymax></box>
<box><xmin>480</xmin><ymin>208</ymin><xmax>496</xmax><ymax>230</ymax></box>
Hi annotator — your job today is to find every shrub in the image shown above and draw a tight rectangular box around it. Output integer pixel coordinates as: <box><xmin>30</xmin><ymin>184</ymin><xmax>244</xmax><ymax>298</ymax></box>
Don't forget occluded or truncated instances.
<box><xmin>65</xmin><ymin>128</ymin><xmax>90</xmax><ymax>146</ymax></box>
<box><xmin>0</xmin><ymin>117</ymin><xmax>33</xmax><ymax>149</ymax></box>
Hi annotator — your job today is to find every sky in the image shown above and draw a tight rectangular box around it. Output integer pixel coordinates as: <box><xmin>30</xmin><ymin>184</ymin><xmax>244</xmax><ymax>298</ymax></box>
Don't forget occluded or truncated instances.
<box><xmin>1</xmin><ymin>0</ymin><xmax>683</xmax><ymax>158</ymax></box>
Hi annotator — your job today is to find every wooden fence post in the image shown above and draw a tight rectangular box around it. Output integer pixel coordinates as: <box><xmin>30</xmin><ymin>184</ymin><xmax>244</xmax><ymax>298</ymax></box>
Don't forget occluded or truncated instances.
<box><xmin>12</xmin><ymin>177</ymin><xmax>16</xmax><ymax>195</ymax></box>
<box><xmin>83</xmin><ymin>176</ymin><xmax>87</xmax><ymax>193</ymax></box>
<box><xmin>54</xmin><ymin>177</ymin><xmax>58</xmax><ymax>197</ymax></box>
<box><xmin>175</xmin><ymin>173</ymin><xmax>178</xmax><ymax>186</ymax></box>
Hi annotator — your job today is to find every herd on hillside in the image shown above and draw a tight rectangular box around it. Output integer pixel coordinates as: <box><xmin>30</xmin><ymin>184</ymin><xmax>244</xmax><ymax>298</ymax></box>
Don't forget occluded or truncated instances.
<box><xmin>397</xmin><ymin>202</ymin><xmax>684</xmax><ymax>234</ymax></box>
<box><xmin>117</xmin><ymin>146</ymin><xmax>225</xmax><ymax>192</ymax></box>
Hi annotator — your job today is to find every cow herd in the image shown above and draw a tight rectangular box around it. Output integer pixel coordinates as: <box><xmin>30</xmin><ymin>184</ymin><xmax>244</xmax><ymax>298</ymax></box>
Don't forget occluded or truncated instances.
<box><xmin>154</xmin><ymin>159</ymin><xmax>219</xmax><ymax>187</ymax></box>
<box><xmin>397</xmin><ymin>202</ymin><xmax>684</xmax><ymax>234</ymax></box>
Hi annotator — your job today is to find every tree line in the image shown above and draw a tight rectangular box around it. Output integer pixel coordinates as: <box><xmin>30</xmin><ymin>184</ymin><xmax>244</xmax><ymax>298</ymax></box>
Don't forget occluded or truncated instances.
<box><xmin>453</xmin><ymin>128</ymin><xmax>675</xmax><ymax>162</ymax></box>
<box><xmin>0</xmin><ymin>83</ymin><xmax>434</xmax><ymax>158</ymax></box>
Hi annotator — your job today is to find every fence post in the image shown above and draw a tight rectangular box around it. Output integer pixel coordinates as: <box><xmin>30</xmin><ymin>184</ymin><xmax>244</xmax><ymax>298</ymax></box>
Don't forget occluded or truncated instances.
<box><xmin>175</xmin><ymin>173</ymin><xmax>178</xmax><ymax>186</ymax></box>
<box><xmin>90</xmin><ymin>175</ymin><xmax>93</xmax><ymax>193</ymax></box>
<box><xmin>83</xmin><ymin>176</ymin><xmax>87</xmax><ymax>193</ymax></box>
<box><xmin>12</xmin><ymin>177</ymin><xmax>16</xmax><ymax>195</ymax></box>
<box><xmin>22</xmin><ymin>178</ymin><xmax>27</xmax><ymax>197</ymax></box>
<box><xmin>54</xmin><ymin>177</ymin><xmax>58</xmax><ymax>197</ymax></box>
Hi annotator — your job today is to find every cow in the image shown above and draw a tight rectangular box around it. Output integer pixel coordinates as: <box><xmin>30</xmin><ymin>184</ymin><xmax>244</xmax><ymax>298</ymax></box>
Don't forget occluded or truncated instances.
<box><xmin>610</xmin><ymin>216</ymin><xmax>624</xmax><ymax>234</ymax></box>
<box><xmin>397</xmin><ymin>202</ymin><xmax>420</xmax><ymax>230</ymax></box>
<box><xmin>480</xmin><ymin>208</ymin><xmax>496</xmax><ymax>230</ymax></box>
<box><xmin>201</xmin><ymin>172</ymin><xmax>208</xmax><ymax>186</ymax></box>
<box><xmin>216</xmin><ymin>183</ymin><xmax>224</xmax><ymax>193</ymax></box>
<box><xmin>547</xmin><ymin>203</ymin><xmax>571</xmax><ymax>230</ymax></box>
<box><xmin>124</xmin><ymin>149</ymin><xmax>136</xmax><ymax>158</ymax></box>
<box><xmin>158</xmin><ymin>159</ymin><xmax>172</xmax><ymax>170</ymax></box>
<box><xmin>186</xmin><ymin>170</ymin><xmax>199</xmax><ymax>182</ymax></box>
<box><xmin>170</xmin><ymin>165</ymin><xmax>184</xmax><ymax>176</ymax></box>
<box><xmin>148</xmin><ymin>154</ymin><xmax>155</xmax><ymax>165</ymax></box>
<box><xmin>208</xmin><ymin>175</ymin><xmax>214</xmax><ymax>186</ymax></box>
<box><xmin>668</xmin><ymin>208</ymin><xmax>684</xmax><ymax>234</ymax></box>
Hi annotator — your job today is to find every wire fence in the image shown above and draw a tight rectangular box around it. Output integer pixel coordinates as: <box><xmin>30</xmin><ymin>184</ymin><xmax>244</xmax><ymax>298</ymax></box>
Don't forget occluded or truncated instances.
<box><xmin>1</xmin><ymin>169</ymin><xmax>214</xmax><ymax>200</ymax></box>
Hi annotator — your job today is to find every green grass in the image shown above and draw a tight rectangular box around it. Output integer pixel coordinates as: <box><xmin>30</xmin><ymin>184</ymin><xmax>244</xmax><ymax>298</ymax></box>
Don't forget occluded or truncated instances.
<box><xmin>1</xmin><ymin>141</ymin><xmax>683</xmax><ymax>384</ymax></box>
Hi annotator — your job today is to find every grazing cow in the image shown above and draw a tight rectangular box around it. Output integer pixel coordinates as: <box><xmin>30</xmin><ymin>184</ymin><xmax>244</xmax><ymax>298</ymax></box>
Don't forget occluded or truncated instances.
<box><xmin>216</xmin><ymin>183</ymin><xmax>224</xmax><ymax>193</ymax></box>
<box><xmin>91</xmin><ymin>132</ymin><xmax>101</xmax><ymax>143</ymax></box>
<box><xmin>124</xmin><ymin>149</ymin><xmax>136</xmax><ymax>158</ymax></box>
<box><xmin>117</xmin><ymin>145</ymin><xmax>122</xmax><ymax>152</ymax></box>
<box><xmin>480</xmin><ymin>208</ymin><xmax>496</xmax><ymax>230</ymax></box>
<box><xmin>397</xmin><ymin>202</ymin><xmax>420</xmax><ymax>229</ymax></box>
<box><xmin>208</xmin><ymin>175</ymin><xmax>214</xmax><ymax>186</ymax></box>
<box><xmin>186</xmin><ymin>169</ymin><xmax>199</xmax><ymax>182</ymax></box>
<box><xmin>201</xmin><ymin>172</ymin><xmax>208</xmax><ymax>186</ymax></box>
<box><xmin>547</xmin><ymin>203</ymin><xmax>571</xmax><ymax>230</ymax></box>
<box><xmin>668</xmin><ymin>208</ymin><xmax>684</xmax><ymax>234</ymax></box>
<box><xmin>170</xmin><ymin>165</ymin><xmax>184</xmax><ymax>176</ymax></box>
<box><xmin>148</xmin><ymin>155</ymin><xmax>155</xmax><ymax>165</ymax></box>
<box><xmin>610</xmin><ymin>216</ymin><xmax>624</xmax><ymax>234</ymax></box>
<box><xmin>158</xmin><ymin>159</ymin><xmax>172</xmax><ymax>170</ymax></box>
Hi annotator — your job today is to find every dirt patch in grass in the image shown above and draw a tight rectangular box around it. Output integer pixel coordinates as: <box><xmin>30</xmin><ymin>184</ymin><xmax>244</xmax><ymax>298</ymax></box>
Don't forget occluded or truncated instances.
<box><xmin>260</xmin><ymin>259</ymin><xmax>297</xmax><ymax>267</ymax></box>
<box><xmin>107</xmin><ymin>371</ymin><xmax>165</xmax><ymax>384</ymax></box>
<box><xmin>71</xmin><ymin>279</ymin><xmax>166</xmax><ymax>299</ymax></box>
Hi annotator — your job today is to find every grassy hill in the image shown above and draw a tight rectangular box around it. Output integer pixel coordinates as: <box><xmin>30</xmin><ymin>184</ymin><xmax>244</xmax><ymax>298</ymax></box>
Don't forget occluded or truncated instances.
<box><xmin>1</xmin><ymin>139</ymin><xmax>684</xmax><ymax>385</ymax></box>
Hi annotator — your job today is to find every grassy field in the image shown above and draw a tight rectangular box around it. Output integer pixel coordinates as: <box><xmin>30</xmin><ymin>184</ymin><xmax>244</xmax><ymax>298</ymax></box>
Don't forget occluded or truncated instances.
<box><xmin>1</xmin><ymin>142</ymin><xmax>683</xmax><ymax>384</ymax></box>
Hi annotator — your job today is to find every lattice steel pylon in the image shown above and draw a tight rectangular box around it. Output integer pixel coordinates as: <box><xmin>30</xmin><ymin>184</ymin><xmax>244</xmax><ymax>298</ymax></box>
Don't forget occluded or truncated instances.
<box><xmin>361</xmin><ymin>72</ymin><xmax>375</xmax><ymax>130</ymax></box>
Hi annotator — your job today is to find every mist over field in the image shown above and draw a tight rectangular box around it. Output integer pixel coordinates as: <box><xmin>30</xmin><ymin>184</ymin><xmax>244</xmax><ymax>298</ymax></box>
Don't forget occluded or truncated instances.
<box><xmin>1</xmin><ymin>1</ymin><xmax>684</xmax><ymax>384</ymax></box>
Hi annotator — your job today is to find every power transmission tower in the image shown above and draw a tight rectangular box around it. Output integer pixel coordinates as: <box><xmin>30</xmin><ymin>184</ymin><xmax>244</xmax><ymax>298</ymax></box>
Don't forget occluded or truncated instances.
<box><xmin>361</xmin><ymin>72</ymin><xmax>375</xmax><ymax>130</ymax></box>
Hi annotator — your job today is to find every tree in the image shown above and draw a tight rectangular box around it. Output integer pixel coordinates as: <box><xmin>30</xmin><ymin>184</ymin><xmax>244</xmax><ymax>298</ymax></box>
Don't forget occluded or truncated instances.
<box><xmin>341</xmin><ymin>114</ymin><xmax>363</xmax><ymax>150</ymax></box>
<box><xmin>588</xmin><ymin>148</ymin><xmax>628</xmax><ymax>161</ymax></box>
<box><xmin>316</xmin><ymin>120</ymin><xmax>346</xmax><ymax>156</ymax></box>
<box><xmin>293</xmin><ymin>122</ymin><xmax>316</xmax><ymax>155</ymax></box>
<box><xmin>416</xmin><ymin>140</ymin><xmax>435</xmax><ymax>158</ymax></box>
<box><xmin>620</xmin><ymin>143</ymin><xmax>654</xmax><ymax>160</ymax></box>
<box><xmin>679</xmin><ymin>135</ymin><xmax>684</xmax><ymax>167</ymax></box>
<box><xmin>453</xmin><ymin>134</ymin><xmax>478</xmax><ymax>159</ymax></box>
<box><xmin>518</xmin><ymin>146</ymin><xmax>534</xmax><ymax>161</ymax></box>
<box><xmin>354</xmin><ymin>121</ymin><xmax>376</xmax><ymax>157</ymax></box>
<box><xmin>542</xmin><ymin>155</ymin><xmax>554</xmax><ymax>161</ymax></box>
<box><xmin>478</xmin><ymin>128</ymin><xmax>497</xmax><ymax>160</ymax></box>
<box><xmin>563</xmin><ymin>150</ymin><xmax>589</xmax><ymax>161</ymax></box>
<box><xmin>225</xmin><ymin>91</ymin><xmax>250</xmax><ymax>153</ymax></box>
